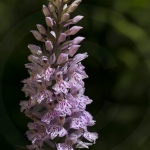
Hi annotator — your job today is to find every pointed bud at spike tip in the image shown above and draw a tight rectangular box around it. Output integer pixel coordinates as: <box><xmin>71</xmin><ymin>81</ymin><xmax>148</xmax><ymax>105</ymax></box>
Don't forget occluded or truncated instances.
<box><xmin>48</xmin><ymin>2</ymin><xmax>55</xmax><ymax>12</ymax></box>
<box><xmin>42</xmin><ymin>5</ymin><xmax>50</xmax><ymax>16</ymax></box>
<box><xmin>30</xmin><ymin>30</ymin><xmax>45</xmax><ymax>42</ymax></box>
<box><xmin>36</xmin><ymin>24</ymin><xmax>46</xmax><ymax>34</ymax></box>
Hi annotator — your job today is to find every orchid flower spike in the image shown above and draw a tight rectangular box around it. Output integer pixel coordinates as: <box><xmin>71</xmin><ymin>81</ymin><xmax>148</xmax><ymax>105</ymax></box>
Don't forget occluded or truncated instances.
<box><xmin>20</xmin><ymin>0</ymin><xmax>98</xmax><ymax>150</ymax></box>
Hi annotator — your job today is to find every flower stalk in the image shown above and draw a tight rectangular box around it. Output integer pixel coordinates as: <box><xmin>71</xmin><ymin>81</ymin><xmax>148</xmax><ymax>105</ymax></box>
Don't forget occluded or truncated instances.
<box><xmin>20</xmin><ymin>0</ymin><xmax>98</xmax><ymax>149</ymax></box>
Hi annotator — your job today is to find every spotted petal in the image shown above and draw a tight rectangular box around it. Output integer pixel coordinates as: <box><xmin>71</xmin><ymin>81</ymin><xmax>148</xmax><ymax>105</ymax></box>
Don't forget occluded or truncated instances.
<box><xmin>41</xmin><ymin>67</ymin><xmax>55</xmax><ymax>81</ymax></box>
<box><xmin>20</xmin><ymin>99</ymin><xmax>36</xmax><ymax>112</ymax></box>
<box><xmin>55</xmin><ymin>100</ymin><xmax>72</xmax><ymax>115</ymax></box>
<box><xmin>47</xmin><ymin>125</ymin><xmax>67</xmax><ymax>139</ymax></box>
<box><xmin>53</xmin><ymin>81</ymin><xmax>70</xmax><ymax>94</ymax></box>
<box><xmin>70</xmin><ymin>118</ymin><xmax>85</xmax><ymax>129</ymax></box>
<box><xmin>41</xmin><ymin>110</ymin><xmax>60</xmax><ymax>124</ymax></box>
<box><xmin>83</xmin><ymin>132</ymin><xmax>98</xmax><ymax>144</ymax></box>
<box><xmin>56</xmin><ymin>143</ymin><xmax>73</xmax><ymax>150</ymax></box>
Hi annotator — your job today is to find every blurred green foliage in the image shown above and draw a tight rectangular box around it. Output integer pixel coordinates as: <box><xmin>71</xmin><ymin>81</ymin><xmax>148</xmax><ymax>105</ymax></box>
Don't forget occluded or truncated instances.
<box><xmin>1</xmin><ymin>0</ymin><xmax>150</xmax><ymax>150</ymax></box>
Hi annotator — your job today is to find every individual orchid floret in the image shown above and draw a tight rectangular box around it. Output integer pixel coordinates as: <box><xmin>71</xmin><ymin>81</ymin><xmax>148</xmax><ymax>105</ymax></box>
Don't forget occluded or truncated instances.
<box><xmin>56</xmin><ymin>134</ymin><xmax>77</xmax><ymax>150</ymax></box>
<box><xmin>20</xmin><ymin>99</ymin><xmax>36</xmax><ymax>112</ymax></box>
<box><xmin>52</xmin><ymin>76</ymin><xmax>70</xmax><ymax>94</ymax></box>
<box><xmin>55</xmin><ymin>98</ymin><xmax>72</xmax><ymax>115</ymax></box>
<box><xmin>41</xmin><ymin>102</ymin><xmax>61</xmax><ymax>124</ymax></box>
<box><xmin>46</xmin><ymin>116</ymin><xmax>67</xmax><ymax>139</ymax></box>
<box><xmin>72</xmin><ymin>52</ymin><xmax>88</xmax><ymax>64</ymax></box>
<box><xmin>20</xmin><ymin>0</ymin><xmax>98</xmax><ymax>150</ymax></box>
<box><xmin>76</xmin><ymin>140</ymin><xmax>92</xmax><ymax>149</ymax></box>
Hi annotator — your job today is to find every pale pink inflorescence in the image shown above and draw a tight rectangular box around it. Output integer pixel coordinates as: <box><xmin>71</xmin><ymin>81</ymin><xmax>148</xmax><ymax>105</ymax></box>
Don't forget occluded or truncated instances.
<box><xmin>20</xmin><ymin>0</ymin><xmax>98</xmax><ymax>149</ymax></box>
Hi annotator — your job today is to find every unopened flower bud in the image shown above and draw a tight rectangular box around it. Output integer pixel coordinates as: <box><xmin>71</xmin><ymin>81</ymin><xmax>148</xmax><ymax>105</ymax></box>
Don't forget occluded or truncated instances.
<box><xmin>69</xmin><ymin>45</ymin><xmax>80</xmax><ymax>56</ymax></box>
<box><xmin>72</xmin><ymin>36</ymin><xmax>85</xmax><ymax>44</ymax></box>
<box><xmin>48</xmin><ymin>2</ymin><xmax>55</xmax><ymax>12</ymax></box>
<box><xmin>60</xmin><ymin>13</ymin><xmax>70</xmax><ymax>23</ymax></box>
<box><xmin>72</xmin><ymin>15</ymin><xmax>84</xmax><ymax>23</ymax></box>
<box><xmin>28</xmin><ymin>44</ymin><xmax>42</xmax><ymax>55</ymax></box>
<box><xmin>46</xmin><ymin>17</ymin><xmax>53</xmax><ymax>28</ymax></box>
<box><xmin>36</xmin><ymin>24</ymin><xmax>46</xmax><ymax>34</ymax></box>
<box><xmin>45</xmin><ymin>41</ymin><xmax>53</xmax><ymax>52</ymax></box>
<box><xmin>58</xmin><ymin>33</ymin><xmax>67</xmax><ymax>43</ymax></box>
<box><xmin>42</xmin><ymin>5</ymin><xmax>50</xmax><ymax>16</ymax></box>
<box><xmin>30</xmin><ymin>30</ymin><xmax>45</xmax><ymax>42</ymax></box>
<box><xmin>57</xmin><ymin>53</ymin><xmax>68</xmax><ymax>64</ymax></box>
<box><xmin>65</xmin><ymin>26</ymin><xmax>83</xmax><ymax>35</ymax></box>
<box><xmin>67</xmin><ymin>4</ymin><xmax>78</xmax><ymax>13</ymax></box>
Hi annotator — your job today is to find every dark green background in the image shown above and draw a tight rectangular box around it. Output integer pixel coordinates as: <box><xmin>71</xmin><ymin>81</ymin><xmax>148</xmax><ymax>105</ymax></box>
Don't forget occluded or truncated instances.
<box><xmin>1</xmin><ymin>0</ymin><xmax>150</xmax><ymax>149</ymax></box>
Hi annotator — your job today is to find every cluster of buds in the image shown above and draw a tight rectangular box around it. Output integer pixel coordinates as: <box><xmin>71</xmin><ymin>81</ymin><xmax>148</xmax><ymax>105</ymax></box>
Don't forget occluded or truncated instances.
<box><xmin>20</xmin><ymin>0</ymin><xmax>98</xmax><ymax>150</ymax></box>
